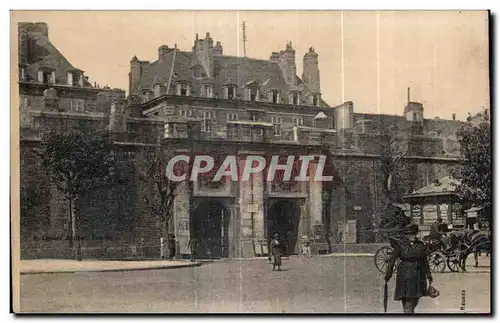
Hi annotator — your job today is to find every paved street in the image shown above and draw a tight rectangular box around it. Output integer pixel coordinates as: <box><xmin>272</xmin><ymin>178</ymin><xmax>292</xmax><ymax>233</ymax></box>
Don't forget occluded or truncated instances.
<box><xmin>20</xmin><ymin>256</ymin><xmax>490</xmax><ymax>313</ymax></box>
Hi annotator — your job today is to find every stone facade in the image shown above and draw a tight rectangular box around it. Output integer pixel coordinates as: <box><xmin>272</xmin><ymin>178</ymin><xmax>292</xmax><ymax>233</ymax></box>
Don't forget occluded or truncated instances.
<box><xmin>19</xmin><ymin>23</ymin><xmax>464</xmax><ymax>259</ymax></box>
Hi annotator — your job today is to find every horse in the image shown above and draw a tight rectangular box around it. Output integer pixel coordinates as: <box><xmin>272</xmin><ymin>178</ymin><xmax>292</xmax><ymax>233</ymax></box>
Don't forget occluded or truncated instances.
<box><xmin>452</xmin><ymin>230</ymin><xmax>490</xmax><ymax>271</ymax></box>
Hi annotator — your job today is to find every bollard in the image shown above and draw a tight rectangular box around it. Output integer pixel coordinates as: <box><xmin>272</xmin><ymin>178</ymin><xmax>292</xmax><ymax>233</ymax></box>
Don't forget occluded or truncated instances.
<box><xmin>160</xmin><ymin>237</ymin><xmax>165</xmax><ymax>259</ymax></box>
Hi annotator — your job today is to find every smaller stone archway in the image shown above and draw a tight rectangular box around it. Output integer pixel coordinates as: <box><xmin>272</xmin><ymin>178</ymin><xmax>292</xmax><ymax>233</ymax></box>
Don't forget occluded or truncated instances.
<box><xmin>191</xmin><ymin>200</ymin><xmax>231</xmax><ymax>259</ymax></box>
<box><xmin>266</xmin><ymin>199</ymin><xmax>301</xmax><ymax>256</ymax></box>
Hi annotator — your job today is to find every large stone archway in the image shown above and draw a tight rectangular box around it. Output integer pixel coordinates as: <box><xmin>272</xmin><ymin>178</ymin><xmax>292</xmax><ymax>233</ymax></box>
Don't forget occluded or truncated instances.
<box><xmin>191</xmin><ymin>200</ymin><xmax>231</xmax><ymax>259</ymax></box>
<box><xmin>266</xmin><ymin>199</ymin><xmax>301</xmax><ymax>256</ymax></box>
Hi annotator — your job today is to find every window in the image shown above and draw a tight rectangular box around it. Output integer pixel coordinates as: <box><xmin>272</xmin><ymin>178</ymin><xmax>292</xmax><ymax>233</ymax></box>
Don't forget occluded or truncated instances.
<box><xmin>181</xmin><ymin>84</ymin><xmax>188</xmax><ymax>96</ymax></box>
<box><xmin>39</xmin><ymin>71</ymin><xmax>50</xmax><ymax>84</ymax></box>
<box><xmin>177</xmin><ymin>83</ymin><xmax>190</xmax><ymax>96</ymax></box>
<box><xmin>226</xmin><ymin>112</ymin><xmax>238</xmax><ymax>121</ymax></box>
<box><xmin>179</xmin><ymin>109</ymin><xmax>192</xmax><ymax>118</ymax></box>
<box><xmin>312</xmin><ymin>95</ymin><xmax>319</xmax><ymax>107</ymax></box>
<box><xmin>293</xmin><ymin>117</ymin><xmax>304</xmax><ymax>126</ymax></box>
<box><xmin>70</xmin><ymin>99</ymin><xmax>85</xmax><ymax>112</ymax></box>
<box><xmin>250</xmin><ymin>114</ymin><xmax>258</xmax><ymax>122</ymax></box>
<box><xmin>67</xmin><ymin>73</ymin><xmax>73</xmax><ymax>86</ymax></box>
<box><xmin>292</xmin><ymin>92</ymin><xmax>299</xmax><ymax>105</ymax></box>
<box><xmin>271</xmin><ymin>116</ymin><xmax>282</xmax><ymax>136</ymax></box>
<box><xmin>227</xmin><ymin>86</ymin><xmax>235</xmax><ymax>99</ymax></box>
<box><xmin>203</xmin><ymin>85</ymin><xmax>213</xmax><ymax>98</ymax></box>
<box><xmin>270</xmin><ymin>90</ymin><xmax>279</xmax><ymax>103</ymax></box>
<box><xmin>203</xmin><ymin>111</ymin><xmax>215</xmax><ymax>132</ymax></box>
<box><xmin>413</xmin><ymin>112</ymin><xmax>418</xmax><ymax>121</ymax></box>
<box><xmin>252</xmin><ymin>128</ymin><xmax>263</xmax><ymax>136</ymax></box>
<box><xmin>193</xmin><ymin>68</ymin><xmax>202</xmax><ymax>78</ymax></box>
<box><xmin>248</xmin><ymin>88</ymin><xmax>259</xmax><ymax>101</ymax></box>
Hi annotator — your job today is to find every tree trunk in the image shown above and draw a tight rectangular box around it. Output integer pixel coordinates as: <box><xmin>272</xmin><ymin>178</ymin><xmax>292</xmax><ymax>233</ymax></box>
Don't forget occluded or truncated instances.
<box><xmin>69</xmin><ymin>197</ymin><xmax>82</xmax><ymax>261</ymax></box>
<box><xmin>67</xmin><ymin>198</ymin><xmax>73</xmax><ymax>248</ymax></box>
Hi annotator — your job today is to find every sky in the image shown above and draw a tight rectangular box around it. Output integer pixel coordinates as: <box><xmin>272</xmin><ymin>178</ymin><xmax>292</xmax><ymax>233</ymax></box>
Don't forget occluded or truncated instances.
<box><xmin>11</xmin><ymin>10</ymin><xmax>490</xmax><ymax>121</ymax></box>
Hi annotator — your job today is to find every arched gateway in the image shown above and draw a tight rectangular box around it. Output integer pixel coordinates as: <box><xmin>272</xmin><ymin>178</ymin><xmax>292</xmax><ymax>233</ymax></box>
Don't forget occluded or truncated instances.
<box><xmin>266</xmin><ymin>199</ymin><xmax>301</xmax><ymax>256</ymax></box>
<box><xmin>190</xmin><ymin>200</ymin><xmax>230</xmax><ymax>259</ymax></box>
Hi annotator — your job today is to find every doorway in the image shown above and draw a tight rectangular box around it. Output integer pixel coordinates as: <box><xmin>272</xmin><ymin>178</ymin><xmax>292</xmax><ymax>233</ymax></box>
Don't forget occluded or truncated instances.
<box><xmin>191</xmin><ymin>200</ymin><xmax>230</xmax><ymax>259</ymax></box>
<box><xmin>267</xmin><ymin>200</ymin><xmax>301</xmax><ymax>256</ymax></box>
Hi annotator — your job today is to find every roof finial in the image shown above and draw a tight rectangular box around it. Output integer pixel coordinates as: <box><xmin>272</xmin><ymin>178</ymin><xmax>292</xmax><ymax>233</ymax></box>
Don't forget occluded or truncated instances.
<box><xmin>407</xmin><ymin>86</ymin><xmax>411</xmax><ymax>104</ymax></box>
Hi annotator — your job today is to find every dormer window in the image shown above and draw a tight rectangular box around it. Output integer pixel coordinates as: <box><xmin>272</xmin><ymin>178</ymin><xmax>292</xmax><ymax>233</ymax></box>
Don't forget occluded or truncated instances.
<box><xmin>176</xmin><ymin>82</ymin><xmax>191</xmax><ymax>96</ymax></box>
<box><xmin>312</xmin><ymin>94</ymin><xmax>319</xmax><ymax>107</ymax></box>
<box><xmin>38</xmin><ymin>68</ymin><xmax>54</xmax><ymax>84</ymax></box>
<box><xmin>67</xmin><ymin>72</ymin><xmax>73</xmax><ymax>86</ymax></box>
<box><xmin>246</xmin><ymin>88</ymin><xmax>259</xmax><ymax>101</ymax></box>
<box><xmin>141</xmin><ymin>90</ymin><xmax>153</xmax><ymax>103</ymax></box>
<box><xmin>193</xmin><ymin>68</ymin><xmax>202</xmax><ymax>79</ymax></box>
<box><xmin>227</xmin><ymin>86</ymin><xmax>235</xmax><ymax>99</ymax></box>
<box><xmin>202</xmin><ymin>84</ymin><xmax>213</xmax><ymax>98</ymax></box>
<box><xmin>268</xmin><ymin>89</ymin><xmax>280</xmax><ymax>103</ymax></box>
<box><xmin>289</xmin><ymin>91</ymin><xmax>300</xmax><ymax>105</ymax></box>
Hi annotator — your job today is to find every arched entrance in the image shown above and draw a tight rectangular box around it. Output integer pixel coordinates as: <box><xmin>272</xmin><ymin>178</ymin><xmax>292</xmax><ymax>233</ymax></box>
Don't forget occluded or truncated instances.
<box><xmin>267</xmin><ymin>200</ymin><xmax>301</xmax><ymax>256</ymax></box>
<box><xmin>191</xmin><ymin>200</ymin><xmax>230</xmax><ymax>259</ymax></box>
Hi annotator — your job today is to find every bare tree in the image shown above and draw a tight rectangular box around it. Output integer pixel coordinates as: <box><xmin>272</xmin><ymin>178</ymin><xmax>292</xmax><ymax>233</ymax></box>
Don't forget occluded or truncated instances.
<box><xmin>133</xmin><ymin>145</ymin><xmax>183</xmax><ymax>243</ymax></box>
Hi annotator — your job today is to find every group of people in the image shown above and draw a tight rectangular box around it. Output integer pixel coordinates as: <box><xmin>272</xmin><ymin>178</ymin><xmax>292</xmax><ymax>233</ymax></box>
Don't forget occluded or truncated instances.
<box><xmin>385</xmin><ymin>217</ymin><xmax>491</xmax><ymax>313</ymax></box>
<box><xmin>266</xmin><ymin>234</ymin><xmax>313</xmax><ymax>271</ymax></box>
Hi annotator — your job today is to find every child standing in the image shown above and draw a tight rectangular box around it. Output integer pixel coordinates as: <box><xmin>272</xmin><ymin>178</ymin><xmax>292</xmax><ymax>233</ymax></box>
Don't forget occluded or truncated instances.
<box><xmin>302</xmin><ymin>236</ymin><xmax>312</xmax><ymax>258</ymax></box>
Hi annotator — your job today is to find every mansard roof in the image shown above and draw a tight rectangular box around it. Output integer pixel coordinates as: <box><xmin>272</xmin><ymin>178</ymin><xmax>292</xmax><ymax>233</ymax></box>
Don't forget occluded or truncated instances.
<box><xmin>134</xmin><ymin>50</ymin><xmax>329</xmax><ymax>106</ymax></box>
<box><xmin>22</xmin><ymin>30</ymin><xmax>93</xmax><ymax>87</ymax></box>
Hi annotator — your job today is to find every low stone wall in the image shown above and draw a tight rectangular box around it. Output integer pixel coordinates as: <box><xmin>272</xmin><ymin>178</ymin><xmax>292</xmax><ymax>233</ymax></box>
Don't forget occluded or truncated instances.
<box><xmin>20</xmin><ymin>240</ymin><xmax>161</xmax><ymax>260</ymax></box>
<box><xmin>21</xmin><ymin>240</ymin><xmax>390</xmax><ymax>259</ymax></box>
<box><xmin>328</xmin><ymin>243</ymin><xmax>390</xmax><ymax>254</ymax></box>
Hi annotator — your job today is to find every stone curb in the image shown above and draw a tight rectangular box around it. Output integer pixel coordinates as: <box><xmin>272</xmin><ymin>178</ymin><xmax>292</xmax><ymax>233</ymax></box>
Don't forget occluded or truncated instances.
<box><xmin>20</xmin><ymin>262</ymin><xmax>202</xmax><ymax>275</ymax></box>
<box><xmin>319</xmin><ymin>253</ymin><xmax>375</xmax><ymax>257</ymax></box>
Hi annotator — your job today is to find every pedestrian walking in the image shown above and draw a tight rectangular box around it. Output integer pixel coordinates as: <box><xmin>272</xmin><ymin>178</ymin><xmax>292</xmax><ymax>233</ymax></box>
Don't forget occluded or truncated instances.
<box><xmin>385</xmin><ymin>224</ymin><xmax>436</xmax><ymax>313</ymax></box>
<box><xmin>168</xmin><ymin>234</ymin><xmax>176</xmax><ymax>260</ymax></box>
<box><xmin>270</xmin><ymin>233</ymin><xmax>282</xmax><ymax>271</ymax></box>
<box><xmin>188</xmin><ymin>237</ymin><xmax>197</xmax><ymax>262</ymax></box>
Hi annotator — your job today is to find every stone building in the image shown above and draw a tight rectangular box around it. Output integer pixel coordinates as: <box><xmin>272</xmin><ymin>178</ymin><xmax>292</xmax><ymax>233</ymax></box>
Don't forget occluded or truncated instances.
<box><xmin>19</xmin><ymin>23</ymin><xmax>465</xmax><ymax>259</ymax></box>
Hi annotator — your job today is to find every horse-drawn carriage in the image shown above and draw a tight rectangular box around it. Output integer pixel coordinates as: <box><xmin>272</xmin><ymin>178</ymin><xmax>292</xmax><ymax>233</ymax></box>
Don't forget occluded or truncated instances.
<box><xmin>374</xmin><ymin>228</ymin><xmax>490</xmax><ymax>274</ymax></box>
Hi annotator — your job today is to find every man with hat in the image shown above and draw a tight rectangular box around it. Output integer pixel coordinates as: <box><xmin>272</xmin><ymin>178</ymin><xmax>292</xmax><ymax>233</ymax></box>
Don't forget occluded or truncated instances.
<box><xmin>270</xmin><ymin>233</ymin><xmax>283</xmax><ymax>271</ymax></box>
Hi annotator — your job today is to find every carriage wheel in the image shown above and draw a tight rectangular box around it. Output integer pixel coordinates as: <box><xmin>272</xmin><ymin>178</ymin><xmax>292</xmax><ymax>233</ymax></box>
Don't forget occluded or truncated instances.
<box><xmin>447</xmin><ymin>253</ymin><xmax>461</xmax><ymax>272</ymax></box>
<box><xmin>428</xmin><ymin>251</ymin><xmax>446</xmax><ymax>273</ymax></box>
<box><xmin>374</xmin><ymin>246</ymin><xmax>393</xmax><ymax>273</ymax></box>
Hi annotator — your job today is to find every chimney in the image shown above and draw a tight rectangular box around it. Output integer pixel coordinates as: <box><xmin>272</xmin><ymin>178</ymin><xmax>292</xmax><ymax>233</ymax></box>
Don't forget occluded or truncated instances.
<box><xmin>302</xmin><ymin>47</ymin><xmax>320</xmax><ymax>92</ymax></box>
<box><xmin>452</xmin><ymin>113</ymin><xmax>456</xmax><ymax>121</ymax></box>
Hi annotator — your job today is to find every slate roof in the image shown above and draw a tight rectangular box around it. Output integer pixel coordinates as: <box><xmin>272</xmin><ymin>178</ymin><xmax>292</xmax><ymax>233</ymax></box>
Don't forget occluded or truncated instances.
<box><xmin>134</xmin><ymin>50</ymin><xmax>328</xmax><ymax>106</ymax></box>
<box><xmin>353</xmin><ymin>112</ymin><xmax>464</xmax><ymax>138</ymax></box>
<box><xmin>23</xmin><ymin>30</ymin><xmax>93</xmax><ymax>87</ymax></box>
<box><xmin>412</xmin><ymin>176</ymin><xmax>460</xmax><ymax>195</ymax></box>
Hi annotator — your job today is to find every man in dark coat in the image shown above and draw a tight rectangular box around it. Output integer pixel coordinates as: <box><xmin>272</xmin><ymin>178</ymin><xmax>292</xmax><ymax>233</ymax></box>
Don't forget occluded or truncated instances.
<box><xmin>270</xmin><ymin>233</ymin><xmax>282</xmax><ymax>271</ymax></box>
<box><xmin>385</xmin><ymin>224</ymin><xmax>434</xmax><ymax>313</ymax></box>
<box><xmin>168</xmin><ymin>234</ymin><xmax>176</xmax><ymax>260</ymax></box>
